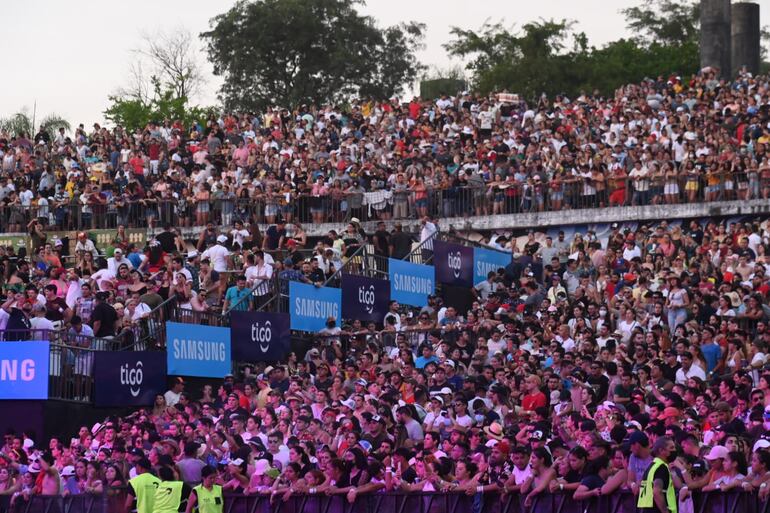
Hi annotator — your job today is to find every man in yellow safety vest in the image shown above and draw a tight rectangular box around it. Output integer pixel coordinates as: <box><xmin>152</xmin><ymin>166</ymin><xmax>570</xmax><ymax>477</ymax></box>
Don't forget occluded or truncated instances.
<box><xmin>125</xmin><ymin>458</ymin><xmax>160</xmax><ymax>513</ymax></box>
<box><xmin>637</xmin><ymin>436</ymin><xmax>677</xmax><ymax>513</ymax></box>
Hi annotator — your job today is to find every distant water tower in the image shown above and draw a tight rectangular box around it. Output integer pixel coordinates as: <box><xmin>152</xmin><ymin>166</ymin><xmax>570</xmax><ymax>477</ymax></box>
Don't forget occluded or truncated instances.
<box><xmin>700</xmin><ymin>0</ymin><xmax>732</xmax><ymax>77</ymax></box>
<box><xmin>731</xmin><ymin>2</ymin><xmax>761</xmax><ymax>75</ymax></box>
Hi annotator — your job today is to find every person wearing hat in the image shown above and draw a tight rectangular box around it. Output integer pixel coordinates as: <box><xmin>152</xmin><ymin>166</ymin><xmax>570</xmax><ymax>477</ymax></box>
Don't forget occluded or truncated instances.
<box><xmin>202</xmin><ymin>234</ymin><xmax>231</xmax><ymax>297</ymax></box>
<box><xmin>125</xmin><ymin>458</ymin><xmax>161</xmax><ymax>513</ymax></box>
<box><xmin>186</xmin><ymin>465</ymin><xmax>223</xmax><ymax>513</ymax></box>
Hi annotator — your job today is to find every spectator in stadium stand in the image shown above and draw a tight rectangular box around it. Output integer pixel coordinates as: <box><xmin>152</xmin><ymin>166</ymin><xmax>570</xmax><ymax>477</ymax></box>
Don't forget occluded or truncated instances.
<box><xmin>5</xmin><ymin>69</ymin><xmax>770</xmax><ymax>511</ymax></box>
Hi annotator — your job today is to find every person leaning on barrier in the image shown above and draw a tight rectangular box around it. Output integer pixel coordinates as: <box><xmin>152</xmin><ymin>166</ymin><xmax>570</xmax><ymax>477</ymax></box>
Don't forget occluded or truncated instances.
<box><xmin>186</xmin><ymin>465</ymin><xmax>222</xmax><ymax>513</ymax></box>
<box><xmin>637</xmin><ymin>436</ymin><xmax>677</xmax><ymax>513</ymax></box>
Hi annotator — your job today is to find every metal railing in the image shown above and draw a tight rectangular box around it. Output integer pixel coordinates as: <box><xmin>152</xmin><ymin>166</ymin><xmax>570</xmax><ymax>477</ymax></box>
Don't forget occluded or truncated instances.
<box><xmin>0</xmin><ymin>489</ymin><xmax>764</xmax><ymax>513</ymax></box>
<box><xmin>2</xmin><ymin>171</ymin><xmax>766</xmax><ymax>234</ymax></box>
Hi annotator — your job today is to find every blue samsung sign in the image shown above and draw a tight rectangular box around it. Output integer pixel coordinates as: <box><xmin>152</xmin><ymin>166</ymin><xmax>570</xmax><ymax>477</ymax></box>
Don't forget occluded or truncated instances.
<box><xmin>0</xmin><ymin>341</ymin><xmax>49</xmax><ymax>399</ymax></box>
<box><xmin>388</xmin><ymin>258</ymin><xmax>435</xmax><ymax>307</ymax></box>
<box><xmin>290</xmin><ymin>282</ymin><xmax>342</xmax><ymax>331</ymax></box>
<box><xmin>473</xmin><ymin>247</ymin><xmax>512</xmax><ymax>285</ymax></box>
<box><xmin>166</xmin><ymin>323</ymin><xmax>231</xmax><ymax>378</ymax></box>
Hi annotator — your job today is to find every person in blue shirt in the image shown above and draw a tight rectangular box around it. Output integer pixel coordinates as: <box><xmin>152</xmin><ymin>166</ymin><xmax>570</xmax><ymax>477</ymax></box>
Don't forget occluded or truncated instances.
<box><xmin>699</xmin><ymin>326</ymin><xmax>722</xmax><ymax>374</ymax></box>
<box><xmin>223</xmin><ymin>275</ymin><xmax>251</xmax><ymax>313</ymax></box>
<box><xmin>415</xmin><ymin>344</ymin><xmax>439</xmax><ymax>369</ymax></box>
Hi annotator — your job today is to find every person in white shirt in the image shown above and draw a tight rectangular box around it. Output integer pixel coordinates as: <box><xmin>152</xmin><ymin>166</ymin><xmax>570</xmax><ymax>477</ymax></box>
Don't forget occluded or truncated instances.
<box><xmin>202</xmin><ymin>236</ymin><xmax>231</xmax><ymax>273</ymax></box>
<box><xmin>420</xmin><ymin>216</ymin><xmax>438</xmax><ymax>263</ymax></box>
<box><xmin>106</xmin><ymin>248</ymin><xmax>129</xmax><ymax>275</ymax></box>
<box><xmin>164</xmin><ymin>378</ymin><xmax>185</xmax><ymax>408</ymax></box>
<box><xmin>244</xmin><ymin>251</ymin><xmax>274</xmax><ymax>307</ymax></box>
<box><xmin>75</xmin><ymin>233</ymin><xmax>99</xmax><ymax>260</ymax></box>
<box><xmin>30</xmin><ymin>304</ymin><xmax>55</xmax><ymax>338</ymax></box>
<box><xmin>674</xmin><ymin>352</ymin><xmax>706</xmax><ymax>384</ymax></box>
<box><xmin>230</xmin><ymin>221</ymin><xmax>250</xmax><ymax>249</ymax></box>
<box><xmin>90</xmin><ymin>268</ymin><xmax>116</xmax><ymax>292</ymax></box>
<box><xmin>622</xmin><ymin>239</ymin><xmax>641</xmax><ymax>261</ymax></box>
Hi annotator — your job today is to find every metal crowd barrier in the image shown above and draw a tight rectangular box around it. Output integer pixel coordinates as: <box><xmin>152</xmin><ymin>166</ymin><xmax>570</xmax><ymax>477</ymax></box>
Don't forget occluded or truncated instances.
<box><xmin>1</xmin><ymin>171</ymin><xmax>764</xmax><ymax>234</ymax></box>
<box><xmin>0</xmin><ymin>490</ymin><xmax>764</xmax><ymax>513</ymax></box>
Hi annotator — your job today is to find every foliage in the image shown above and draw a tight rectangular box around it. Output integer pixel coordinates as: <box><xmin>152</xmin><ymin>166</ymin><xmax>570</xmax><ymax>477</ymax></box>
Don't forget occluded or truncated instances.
<box><xmin>445</xmin><ymin>1</ymin><xmax>702</xmax><ymax>101</ymax></box>
<box><xmin>104</xmin><ymin>77</ymin><xmax>209</xmax><ymax>132</ymax></box>
<box><xmin>0</xmin><ymin>110</ymin><xmax>70</xmax><ymax>138</ymax></box>
<box><xmin>201</xmin><ymin>0</ymin><xmax>425</xmax><ymax>110</ymax></box>
<box><xmin>621</xmin><ymin>0</ymin><xmax>699</xmax><ymax>47</ymax></box>
<box><xmin>38</xmin><ymin>115</ymin><xmax>71</xmax><ymax>139</ymax></box>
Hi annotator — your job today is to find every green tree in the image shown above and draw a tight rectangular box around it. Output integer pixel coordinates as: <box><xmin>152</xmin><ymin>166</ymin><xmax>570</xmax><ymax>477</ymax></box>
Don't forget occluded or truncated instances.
<box><xmin>201</xmin><ymin>0</ymin><xmax>425</xmax><ymax>110</ymax></box>
<box><xmin>104</xmin><ymin>77</ymin><xmax>208</xmax><ymax>131</ymax></box>
<box><xmin>445</xmin><ymin>1</ymin><xmax>701</xmax><ymax>101</ymax></box>
<box><xmin>621</xmin><ymin>0</ymin><xmax>699</xmax><ymax>47</ymax></box>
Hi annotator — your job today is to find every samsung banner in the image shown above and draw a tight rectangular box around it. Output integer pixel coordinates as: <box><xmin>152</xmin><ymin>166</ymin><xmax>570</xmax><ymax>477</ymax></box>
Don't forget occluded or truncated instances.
<box><xmin>230</xmin><ymin>311</ymin><xmax>291</xmax><ymax>361</ymax></box>
<box><xmin>0</xmin><ymin>341</ymin><xmax>49</xmax><ymax>399</ymax></box>
<box><xmin>93</xmin><ymin>352</ymin><xmax>166</xmax><ymax>407</ymax></box>
<box><xmin>433</xmin><ymin>240</ymin><xmax>474</xmax><ymax>287</ymax></box>
<box><xmin>473</xmin><ymin>247</ymin><xmax>512</xmax><ymax>285</ymax></box>
<box><xmin>289</xmin><ymin>282</ymin><xmax>342</xmax><ymax>331</ymax></box>
<box><xmin>341</xmin><ymin>274</ymin><xmax>389</xmax><ymax>322</ymax></box>
<box><xmin>388</xmin><ymin>258</ymin><xmax>435</xmax><ymax>307</ymax></box>
<box><xmin>166</xmin><ymin>322</ymin><xmax>231</xmax><ymax>378</ymax></box>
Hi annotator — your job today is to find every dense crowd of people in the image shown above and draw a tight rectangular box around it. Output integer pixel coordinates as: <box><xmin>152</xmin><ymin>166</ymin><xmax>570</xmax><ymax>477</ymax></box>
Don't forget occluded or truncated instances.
<box><xmin>0</xmin><ymin>68</ymin><xmax>769</xmax><ymax>513</ymax></box>
<box><xmin>0</xmin><ymin>69</ymin><xmax>769</xmax><ymax>233</ymax></box>
<box><xmin>0</xmin><ymin>214</ymin><xmax>768</xmax><ymax>513</ymax></box>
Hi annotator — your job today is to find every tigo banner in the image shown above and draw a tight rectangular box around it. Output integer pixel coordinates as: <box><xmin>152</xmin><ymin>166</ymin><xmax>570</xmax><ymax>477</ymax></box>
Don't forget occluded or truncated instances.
<box><xmin>94</xmin><ymin>352</ymin><xmax>166</xmax><ymax>407</ymax></box>
<box><xmin>433</xmin><ymin>240</ymin><xmax>474</xmax><ymax>287</ymax></box>
<box><xmin>230</xmin><ymin>311</ymin><xmax>291</xmax><ymax>361</ymax></box>
<box><xmin>341</xmin><ymin>274</ymin><xmax>389</xmax><ymax>322</ymax></box>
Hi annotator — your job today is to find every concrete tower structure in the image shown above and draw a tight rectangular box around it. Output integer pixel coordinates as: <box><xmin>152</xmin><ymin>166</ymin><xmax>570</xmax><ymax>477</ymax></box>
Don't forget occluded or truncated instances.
<box><xmin>731</xmin><ymin>2</ymin><xmax>761</xmax><ymax>76</ymax></box>
<box><xmin>700</xmin><ymin>0</ymin><xmax>732</xmax><ymax>77</ymax></box>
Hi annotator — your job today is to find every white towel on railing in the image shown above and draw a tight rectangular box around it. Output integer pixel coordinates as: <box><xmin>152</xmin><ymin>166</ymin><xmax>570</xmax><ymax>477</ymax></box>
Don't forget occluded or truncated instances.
<box><xmin>363</xmin><ymin>190</ymin><xmax>392</xmax><ymax>216</ymax></box>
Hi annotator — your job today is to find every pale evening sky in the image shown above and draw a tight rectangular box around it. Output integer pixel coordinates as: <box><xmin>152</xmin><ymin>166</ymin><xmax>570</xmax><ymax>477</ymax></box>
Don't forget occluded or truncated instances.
<box><xmin>1</xmin><ymin>1</ymin><xmax>767</xmax><ymax>128</ymax></box>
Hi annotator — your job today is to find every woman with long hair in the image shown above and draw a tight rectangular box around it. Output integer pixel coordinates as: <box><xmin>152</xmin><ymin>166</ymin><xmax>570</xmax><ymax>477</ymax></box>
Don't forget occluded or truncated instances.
<box><xmin>522</xmin><ymin>447</ymin><xmax>557</xmax><ymax>508</ymax></box>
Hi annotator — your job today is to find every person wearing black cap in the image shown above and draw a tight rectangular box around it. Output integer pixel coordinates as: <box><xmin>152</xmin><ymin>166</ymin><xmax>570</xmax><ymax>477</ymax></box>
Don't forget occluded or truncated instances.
<box><xmin>627</xmin><ymin>431</ymin><xmax>652</xmax><ymax>487</ymax></box>
<box><xmin>125</xmin><ymin>458</ymin><xmax>160</xmax><ymax>513</ymax></box>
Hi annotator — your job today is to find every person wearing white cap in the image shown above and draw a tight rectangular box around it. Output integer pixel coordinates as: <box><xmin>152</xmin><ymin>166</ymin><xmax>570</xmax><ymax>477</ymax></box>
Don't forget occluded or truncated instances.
<box><xmin>202</xmin><ymin>235</ymin><xmax>231</xmax><ymax>273</ymax></box>
<box><xmin>201</xmin><ymin>235</ymin><xmax>231</xmax><ymax>298</ymax></box>
<box><xmin>106</xmin><ymin>247</ymin><xmax>129</xmax><ymax>275</ymax></box>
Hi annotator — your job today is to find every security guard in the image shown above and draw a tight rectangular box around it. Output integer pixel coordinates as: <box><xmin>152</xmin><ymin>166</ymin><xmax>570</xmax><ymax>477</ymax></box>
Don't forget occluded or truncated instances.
<box><xmin>155</xmin><ymin>465</ymin><xmax>191</xmax><ymax>513</ymax></box>
<box><xmin>124</xmin><ymin>458</ymin><xmax>160</xmax><ymax>513</ymax></box>
<box><xmin>637</xmin><ymin>436</ymin><xmax>677</xmax><ymax>513</ymax></box>
<box><xmin>186</xmin><ymin>465</ymin><xmax>223</xmax><ymax>513</ymax></box>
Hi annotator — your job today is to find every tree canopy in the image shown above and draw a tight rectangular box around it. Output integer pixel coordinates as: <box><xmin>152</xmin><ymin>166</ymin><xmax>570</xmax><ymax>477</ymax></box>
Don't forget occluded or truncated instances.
<box><xmin>445</xmin><ymin>0</ymin><xmax>701</xmax><ymax>101</ymax></box>
<box><xmin>201</xmin><ymin>0</ymin><xmax>425</xmax><ymax>110</ymax></box>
